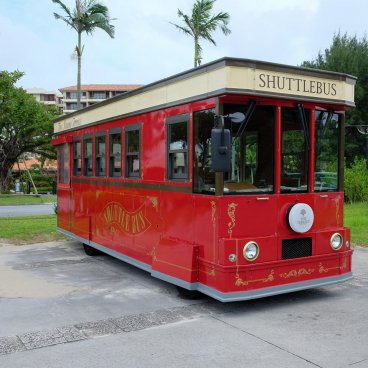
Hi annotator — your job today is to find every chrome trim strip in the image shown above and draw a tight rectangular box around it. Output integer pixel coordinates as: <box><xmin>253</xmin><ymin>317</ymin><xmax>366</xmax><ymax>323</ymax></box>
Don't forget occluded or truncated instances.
<box><xmin>196</xmin><ymin>273</ymin><xmax>353</xmax><ymax>302</ymax></box>
<box><xmin>57</xmin><ymin>227</ymin><xmax>353</xmax><ymax>302</ymax></box>
<box><xmin>56</xmin><ymin>228</ymin><xmax>151</xmax><ymax>273</ymax></box>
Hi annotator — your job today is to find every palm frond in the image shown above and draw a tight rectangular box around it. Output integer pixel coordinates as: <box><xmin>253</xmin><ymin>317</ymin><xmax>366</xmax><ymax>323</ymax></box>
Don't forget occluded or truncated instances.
<box><xmin>53</xmin><ymin>12</ymin><xmax>77</xmax><ymax>30</ymax></box>
<box><xmin>171</xmin><ymin>0</ymin><xmax>230</xmax><ymax>67</ymax></box>
<box><xmin>51</xmin><ymin>0</ymin><xmax>72</xmax><ymax>18</ymax></box>
<box><xmin>170</xmin><ymin>22</ymin><xmax>193</xmax><ymax>37</ymax></box>
<box><xmin>87</xmin><ymin>14</ymin><xmax>115</xmax><ymax>37</ymax></box>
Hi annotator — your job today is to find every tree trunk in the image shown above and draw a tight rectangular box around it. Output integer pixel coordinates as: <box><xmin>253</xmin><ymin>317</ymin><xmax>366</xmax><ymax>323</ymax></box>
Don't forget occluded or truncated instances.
<box><xmin>77</xmin><ymin>31</ymin><xmax>82</xmax><ymax>110</ymax></box>
<box><xmin>0</xmin><ymin>164</ymin><xmax>12</xmax><ymax>193</ymax></box>
<box><xmin>194</xmin><ymin>36</ymin><xmax>199</xmax><ymax>67</ymax></box>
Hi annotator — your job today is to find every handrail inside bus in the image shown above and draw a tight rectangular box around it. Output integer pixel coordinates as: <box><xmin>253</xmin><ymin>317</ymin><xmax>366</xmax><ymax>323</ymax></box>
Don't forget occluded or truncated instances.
<box><xmin>232</xmin><ymin>100</ymin><xmax>257</xmax><ymax>143</ymax></box>
<box><xmin>297</xmin><ymin>103</ymin><xmax>311</xmax><ymax>151</ymax></box>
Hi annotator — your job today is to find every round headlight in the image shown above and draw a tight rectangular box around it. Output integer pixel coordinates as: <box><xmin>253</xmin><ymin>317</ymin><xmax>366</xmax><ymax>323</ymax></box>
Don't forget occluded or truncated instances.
<box><xmin>330</xmin><ymin>233</ymin><xmax>343</xmax><ymax>250</ymax></box>
<box><xmin>243</xmin><ymin>241</ymin><xmax>259</xmax><ymax>261</ymax></box>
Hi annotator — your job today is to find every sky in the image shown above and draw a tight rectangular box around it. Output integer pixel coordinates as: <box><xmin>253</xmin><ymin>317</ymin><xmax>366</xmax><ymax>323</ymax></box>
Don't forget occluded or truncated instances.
<box><xmin>1</xmin><ymin>0</ymin><xmax>368</xmax><ymax>92</ymax></box>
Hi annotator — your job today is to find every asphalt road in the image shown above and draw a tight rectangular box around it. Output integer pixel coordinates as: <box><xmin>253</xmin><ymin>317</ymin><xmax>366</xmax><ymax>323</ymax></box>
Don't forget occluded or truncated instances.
<box><xmin>0</xmin><ymin>240</ymin><xmax>367</xmax><ymax>368</ymax></box>
<box><xmin>0</xmin><ymin>203</ymin><xmax>55</xmax><ymax>217</ymax></box>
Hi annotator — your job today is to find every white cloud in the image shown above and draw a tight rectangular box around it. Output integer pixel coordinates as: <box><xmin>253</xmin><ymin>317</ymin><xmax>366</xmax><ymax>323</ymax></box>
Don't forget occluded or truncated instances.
<box><xmin>0</xmin><ymin>0</ymin><xmax>367</xmax><ymax>91</ymax></box>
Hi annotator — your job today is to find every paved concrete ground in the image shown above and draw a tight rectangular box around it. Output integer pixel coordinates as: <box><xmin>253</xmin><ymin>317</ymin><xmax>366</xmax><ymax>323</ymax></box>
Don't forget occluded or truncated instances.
<box><xmin>0</xmin><ymin>203</ymin><xmax>55</xmax><ymax>217</ymax></box>
<box><xmin>0</xmin><ymin>240</ymin><xmax>367</xmax><ymax>368</ymax></box>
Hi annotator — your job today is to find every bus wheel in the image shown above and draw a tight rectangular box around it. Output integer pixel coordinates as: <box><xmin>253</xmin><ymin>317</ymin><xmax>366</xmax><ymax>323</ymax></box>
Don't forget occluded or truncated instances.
<box><xmin>83</xmin><ymin>243</ymin><xmax>101</xmax><ymax>256</ymax></box>
<box><xmin>176</xmin><ymin>286</ymin><xmax>202</xmax><ymax>300</ymax></box>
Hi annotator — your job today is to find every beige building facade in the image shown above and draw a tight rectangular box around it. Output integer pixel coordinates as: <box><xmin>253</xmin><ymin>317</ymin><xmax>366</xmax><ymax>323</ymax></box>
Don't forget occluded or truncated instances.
<box><xmin>59</xmin><ymin>84</ymin><xmax>143</xmax><ymax>114</ymax></box>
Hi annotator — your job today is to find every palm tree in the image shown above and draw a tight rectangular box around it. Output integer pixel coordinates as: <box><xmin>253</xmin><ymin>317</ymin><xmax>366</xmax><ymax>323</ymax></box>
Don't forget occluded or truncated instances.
<box><xmin>171</xmin><ymin>0</ymin><xmax>231</xmax><ymax>67</ymax></box>
<box><xmin>52</xmin><ymin>0</ymin><xmax>115</xmax><ymax>110</ymax></box>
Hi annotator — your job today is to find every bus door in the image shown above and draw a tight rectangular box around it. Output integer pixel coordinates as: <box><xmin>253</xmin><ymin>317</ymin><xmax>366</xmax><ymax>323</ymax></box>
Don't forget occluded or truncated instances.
<box><xmin>56</xmin><ymin>142</ymin><xmax>72</xmax><ymax>231</ymax></box>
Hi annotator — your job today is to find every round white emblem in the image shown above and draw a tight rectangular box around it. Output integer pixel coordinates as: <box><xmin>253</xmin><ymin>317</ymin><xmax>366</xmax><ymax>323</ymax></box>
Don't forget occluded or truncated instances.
<box><xmin>287</xmin><ymin>203</ymin><xmax>314</xmax><ymax>233</ymax></box>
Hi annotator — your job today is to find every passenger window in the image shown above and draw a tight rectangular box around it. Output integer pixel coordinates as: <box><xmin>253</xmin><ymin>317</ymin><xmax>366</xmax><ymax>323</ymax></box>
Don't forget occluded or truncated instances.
<box><xmin>125</xmin><ymin>125</ymin><xmax>141</xmax><ymax>178</ymax></box>
<box><xmin>96</xmin><ymin>132</ymin><xmax>106</xmax><ymax>177</ymax></box>
<box><xmin>73</xmin><ymin>139</ymin><xmax>82</xmax><ymax>176</ymax></box>
<box><xmin>84</xmin><ymin>135</ymin><xmax>93</xmax><ymax>176</ymax></box>
<box><xmin>167</xmin><ymin>114</ymin><xmax>189</xmax><ymax>180</ymax></box>
<box><xmin>109</xmin><ymin>129</ymin><xmax>122</xmax><ymax>177</ymax></box>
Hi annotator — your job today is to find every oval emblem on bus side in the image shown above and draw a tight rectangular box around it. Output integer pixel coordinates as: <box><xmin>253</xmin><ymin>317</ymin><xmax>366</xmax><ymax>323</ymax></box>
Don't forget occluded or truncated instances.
<box><xmin>287</xmin><ymin>203</ymin><xmax>314</xmax><ymax>233</ymax></box>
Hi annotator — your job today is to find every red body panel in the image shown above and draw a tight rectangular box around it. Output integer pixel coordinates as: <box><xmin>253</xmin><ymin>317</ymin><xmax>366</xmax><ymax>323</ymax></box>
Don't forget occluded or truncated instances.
<box><xmin>55</xmin><ymin>96</ymin><xmax>353</xmax><ymax>301</ymax></box>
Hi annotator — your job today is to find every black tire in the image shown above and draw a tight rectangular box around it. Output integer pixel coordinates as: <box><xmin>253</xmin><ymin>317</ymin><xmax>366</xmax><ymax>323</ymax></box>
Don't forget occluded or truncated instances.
<box><xmin>83</xmin><ymin>243</ymin><xmax>101</xmax><ymax>256</ymax></box>
<box><xmin>176</xmin><ymin>286</ymin><xmax>202</xmax><ymax>300</ymax></box>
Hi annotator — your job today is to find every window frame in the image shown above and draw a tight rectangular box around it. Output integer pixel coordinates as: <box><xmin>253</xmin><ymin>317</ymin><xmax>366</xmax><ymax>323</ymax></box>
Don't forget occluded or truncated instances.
<box><xmin>125</xmin><ymin>124</ymin><xmax>141</xmax><ymax>179</ymax></box>
<box><xmin>83</xmin><ymin>134</ymin><xmax>93</xmax><ymax>177</ymax></box>
<box><xmin>193</xmin><ymin>109</ymin><xmax>216</xmax><ymax>193</ymax></box>
<box><xmin>58</xmin><ymin>143</ymin><xmax>69</xmax><ymax>184</ymax></box>
<box><xmin>109</xmin><ymin>127</ymin><xmax>123</xmax><ymax>178</ymax></box>
<box><xmin>73</xmin><ymin>137</ymin><xmax>82</xmax><ymax>177</ymax></box>
<box><xmin>166</xmin><ymin>114</ymin><xmax>190</xmax><ymax>181</ymax></box>
<box><xmin>314</xmin><ymin>110</ymin><xmax>341</xmax><ymax>193</ymax></box>
<box><xmin>280</xmin><ymin>106</ymin><xmax>310</xmax><ymax>193</ymax></box>
<box><xmin>95</xmin><ymin>131</ymin><xmax>106</xmax><ymax>177</ymax></box>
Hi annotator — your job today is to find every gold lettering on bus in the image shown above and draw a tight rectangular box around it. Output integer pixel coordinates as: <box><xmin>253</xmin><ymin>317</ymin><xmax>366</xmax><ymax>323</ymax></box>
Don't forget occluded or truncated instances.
<box><xmin>258</xmin><ymin>73</ymin><xmax>337</xmax><ymax>97</ymax></box>
<box><xmin>101</xmin><ymin>202</ymin><xmax>151</xmax><ymax>235</ymax></box>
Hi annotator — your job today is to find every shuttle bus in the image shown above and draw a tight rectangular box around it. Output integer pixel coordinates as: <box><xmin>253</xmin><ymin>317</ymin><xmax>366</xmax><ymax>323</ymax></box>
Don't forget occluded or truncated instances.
<box><xmin>53</xmin><ymin>58</ymin><xmax>355</xmax><ymax>302</ymax></box>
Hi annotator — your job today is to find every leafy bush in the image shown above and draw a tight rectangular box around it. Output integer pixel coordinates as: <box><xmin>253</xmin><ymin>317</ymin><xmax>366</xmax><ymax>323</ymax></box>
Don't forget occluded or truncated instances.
<box><xmin>31</xmin><ymin>186</ymin><xmax>53</xmax><ymax>194</ymax></box>
<box><xmin>344</xmin><ymin>158</ymin><xmax>368</xmax><ymax>203</ymax></box>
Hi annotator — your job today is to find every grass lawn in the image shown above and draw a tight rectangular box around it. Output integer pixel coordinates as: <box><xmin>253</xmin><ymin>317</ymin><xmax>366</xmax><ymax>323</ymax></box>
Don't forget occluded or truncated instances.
<box><xmin>0</xmin><ymin>215</ymin><xmax>65</xmax><ymax>245</ymax></box>
<box><xmin>345</xmin><ymin>202</ymin><xmax>368</xmax><ymax>247</ymax></box>
<box><xmin>0</xmin><ymin>195</ymin><xmax>57</xmax><ymax>205</ymax></box>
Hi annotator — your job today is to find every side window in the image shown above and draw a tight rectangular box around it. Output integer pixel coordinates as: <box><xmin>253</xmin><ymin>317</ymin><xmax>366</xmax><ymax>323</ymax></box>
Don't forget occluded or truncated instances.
<box><xmin>84</xmin><ymin>135</ymin><xmax>93</xmax><ymax>176</ymax></box>
<box><xmin>96</xmin><ymin>132</ymin><xmax>106</xmax><ymax>177</ymax></box>
<box><xmin>281</xmin><ymin>107</ymin><xmax>309</xmax><ymax>192</ymax></box>
<box><xmin>125</xmin><ymin>124</ymin><xmax>141</xmax><ymax>178</ymax></box>
<box><xmin>73</xmin><ymin>139</ymin><xmax>82</xmax><ymax>176</ymax></box>
<box><xmin>193</xmin><ymin>109</ymin><xmax>215</xmax><ymax>193</ymax></box>
<box><xmin>109</xmin><ymin>128</ymin><xmax>122</xmax><ymax>177</ymax></box>
<box><xmin>314</xmin><ymin>111</ymin><xmax>340</xmax><ymax>192</ymax></box>
<box><xmin>58</xmin><ymin>143</ymin><xmax>69</xmax><ymax>184</ymax></box>
<box><xmin>167</xmin><ymin>114</ymin><xmax>189</xmax><ymax>180</ymax></box>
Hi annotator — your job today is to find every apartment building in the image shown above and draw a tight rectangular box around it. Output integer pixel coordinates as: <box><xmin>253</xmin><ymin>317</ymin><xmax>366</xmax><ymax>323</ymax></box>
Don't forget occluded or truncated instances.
<box><xmin>26</xmin><ymin>88</ymin><xmax>63</xmax><ymax>112</ymax></box>
<box><xmin>59</xmin><ymin>84</ymin><xmax>143</xmax><ymax>114</ymax></box>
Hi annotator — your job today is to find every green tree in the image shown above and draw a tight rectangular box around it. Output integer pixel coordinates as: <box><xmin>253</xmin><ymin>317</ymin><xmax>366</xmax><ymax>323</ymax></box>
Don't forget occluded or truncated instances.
<box><xmin>0</xmin><ymin>71</ymin><xmax>57</xmax><ymax>192</ymax></box>
<box><xmin>301</xmin><ymin>32</ymin><xmax>368</xmax><ymax>166</ymax></box>
<box><xmin>52</xmin><ymin>0</ymin><xmax>115</xmax><ymax>109</ymax></box>
<box><xmin>171</xmin><ymin>0</ymin><xmax>231</xmax><ymax>67</ymax></box>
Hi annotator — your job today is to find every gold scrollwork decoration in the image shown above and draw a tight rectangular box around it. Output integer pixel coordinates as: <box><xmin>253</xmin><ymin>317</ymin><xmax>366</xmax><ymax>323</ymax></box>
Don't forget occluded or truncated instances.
<box><xmin>280</xmin><ymin>268</ymin><xmax>314</xmax><ymax>279</ymax></box>
<box><xmin>227</xmin><ymin>202</ymin><xmax>238</xmax><ymax>238</ymax></box>
<box><xmin>334</xmin><ymin>196</ymin><xmax>341</xmax><ymax>224</ymax></box>
<box><xmin>200</xmin><ymin>266</ymin><xmax>216</xmax><ymax>277</ymax></box>
<box><xmin>319</xmin><ymin>258</ymin><xmax>349</xmax><ymax>274</ymax></box>
<box><xmin>210</xmin><ymin>201</ymin><xmax>216</xmax><ymax>224</ymax></box>
<box><xmin>340</xmin><ymin>256</ymin><xmax>348</xmax><ymax>271</ymax></box>
<box><xmin>148</xmin><ymin>247</ymin><xmax>158</xmax><ymax>261</ymax></box>
<box><xmin>319</xmin><ymin>263</ymin><xmax>329</xmax><ymax>273</ymax></box>
<box><xmin>147</xmin><ymin>196</ymin><xmax>159</xmax><ymax>210</ymax></box>
<box><xmin>235</xmin><ymin>270</ymin><xmax>274</xmax><ymax>287</ymax></box>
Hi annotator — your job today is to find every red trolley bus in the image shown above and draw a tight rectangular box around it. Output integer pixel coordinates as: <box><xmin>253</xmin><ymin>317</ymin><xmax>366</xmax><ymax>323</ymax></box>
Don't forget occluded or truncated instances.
<box><xmin>53</xmin><ymin>58</ymin><xmax>355</xmax><ymax>302</ymax></box>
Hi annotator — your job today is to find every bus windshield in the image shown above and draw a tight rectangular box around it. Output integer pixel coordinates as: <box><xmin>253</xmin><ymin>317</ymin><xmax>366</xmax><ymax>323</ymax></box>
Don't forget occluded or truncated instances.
<box><xmin>280</xmin><ymin>107</ymin><xmax>310</xmax><ymax>193</ymax></box>
<box><xmin>223</xmin><ymin>104</ymin><xmax>275</xmax><ymax>194</ymax></box>
<box><xmin>193</xmin><ymin>104</ymin><xmax>341</xmax><ymax>195</ymax></box>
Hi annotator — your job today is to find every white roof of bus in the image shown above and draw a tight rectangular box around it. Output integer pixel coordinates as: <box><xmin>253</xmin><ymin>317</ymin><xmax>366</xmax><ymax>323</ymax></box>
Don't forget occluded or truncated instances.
<box><xmin>54</xmin><ymin>57</ymin><xmax>356</xmax><ymax>134</ymax></box>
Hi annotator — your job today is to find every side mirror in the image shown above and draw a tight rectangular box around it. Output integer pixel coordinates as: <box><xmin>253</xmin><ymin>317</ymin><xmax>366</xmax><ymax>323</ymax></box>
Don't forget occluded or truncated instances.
<box><xmin>211</xmin><ymin>128</ymin><xmax>231</xmax><ymax>172</ymax></box>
